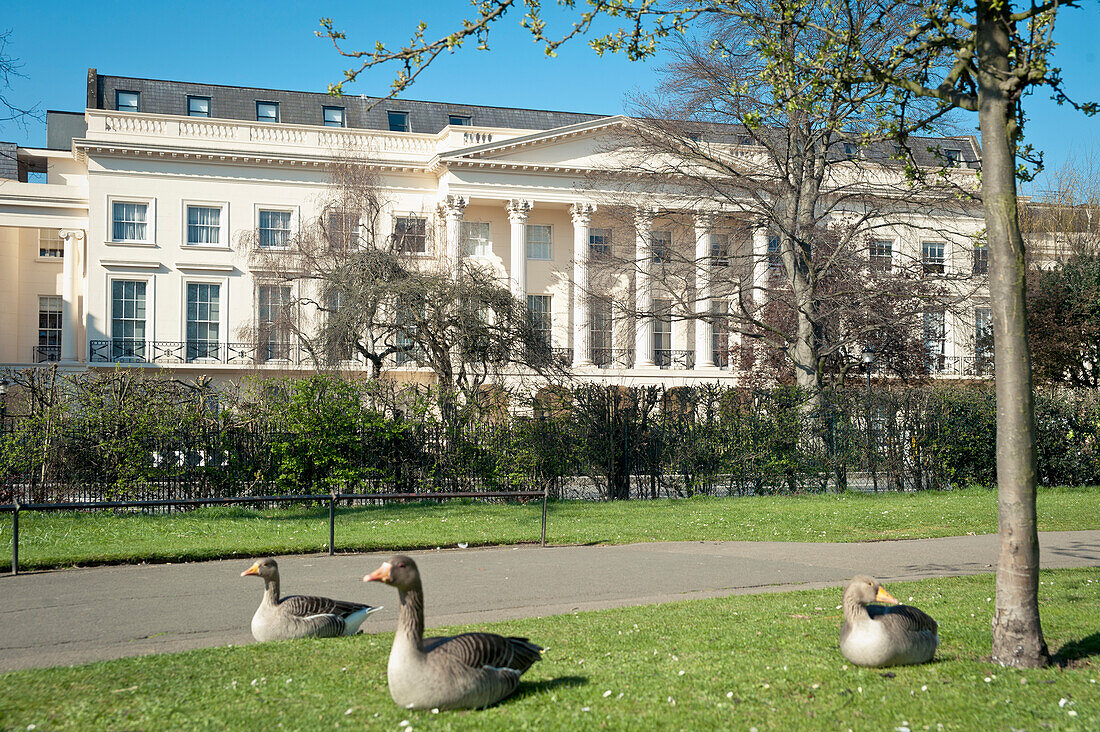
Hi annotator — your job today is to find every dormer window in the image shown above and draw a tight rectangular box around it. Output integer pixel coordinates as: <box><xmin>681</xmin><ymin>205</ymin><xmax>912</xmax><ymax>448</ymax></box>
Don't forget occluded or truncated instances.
<box><xmin>323</xmin><ymin>106</ymin><xmax>345</xmax><ymax>127</ymax></box>
<box><xmin>388</xmin><ymin>111</ymin><xmax>409</xmax><ymax>132</ymax></box>
<box><xmin>448</xmin><ymin>114</ymin><xmax>472</xmax><ymax>126</ymax></box>
<box><xmin>843</xmin><ymin>142</ymin><xmax>859</xmax><ymax>159</ymax></box>
<box><xmin>256</xmin><ymin>101</ymin><xmax>279</xmax><ymax>123</ymax></box>
<box><xmin>116</xmin><ymin>91</ymin><xmax>140</xmax><ymax>113</ymax></box>
<box><xmin>187</xmin><ymin>96</ymin><xmax>210</xmax><ymax>117</ymax></box>
<box><xmin>944</xmin><ymin>148</ymin><xmax>962</xmax><ymax>167</ymax></box>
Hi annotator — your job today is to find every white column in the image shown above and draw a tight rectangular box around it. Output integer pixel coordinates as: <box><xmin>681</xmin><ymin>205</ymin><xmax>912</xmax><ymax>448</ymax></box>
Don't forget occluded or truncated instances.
<box><xmin>694</xmin><ymin>213</ymin><xmax>715</xmax><ymax>368</ymax></box>
<box><xmin>752</xmin><ymin>223</ymin><xmax>770</xmax><ymax>305</ymax></box>
<box><xmin>58</xmin><ymin>229</ymin><xmax>84</xmax><ymax>363</ymax></box>
<box><xmin>506</xmin><ymin>199</ymin><xmax>532</xmax><ymax>300</ymax></box>
<box><xmin>570</xmin><ymin>202</ymin><xmax>596</xmax><ymax>367</ymax></box>
<box><xmin>440</xmin><ymin>195</ymin><xmax>468</xmax><ymax>279</ymax></box>
<box><xmin>634</xmin><ymin>207</ymin><xmax>657</xmax><ymax>368</ymax></box>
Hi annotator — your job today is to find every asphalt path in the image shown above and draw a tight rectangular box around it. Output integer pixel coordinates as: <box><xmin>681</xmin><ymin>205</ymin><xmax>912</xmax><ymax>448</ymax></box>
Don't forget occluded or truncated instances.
<box><xmin>1</xmin><ymin>530</ymin><xmax>1097</xmax><ymax>673</ymax></box>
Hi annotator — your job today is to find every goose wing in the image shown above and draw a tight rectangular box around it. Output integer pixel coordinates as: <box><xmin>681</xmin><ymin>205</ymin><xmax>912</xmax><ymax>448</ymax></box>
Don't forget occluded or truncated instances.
<box><xmin>279</xmin><ymin>594</ymin><xmax>373</xmax><ymax>620</ymax></box>
<box><xmin>423</xmin><ymin>632</ymin><xmax>542</xmax><ymax>673</ymax></box>
<box><xmin>868</xmin><ymin>603</ymin><xmax>939</xmax><ymax>634</ymax></box>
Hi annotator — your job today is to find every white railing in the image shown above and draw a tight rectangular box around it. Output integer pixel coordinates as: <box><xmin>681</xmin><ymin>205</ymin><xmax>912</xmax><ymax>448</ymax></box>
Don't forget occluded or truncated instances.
<box><xmin>86</xmin><ymin>111</ymin><xmax>523</xmax><ymax>161</ymax></box>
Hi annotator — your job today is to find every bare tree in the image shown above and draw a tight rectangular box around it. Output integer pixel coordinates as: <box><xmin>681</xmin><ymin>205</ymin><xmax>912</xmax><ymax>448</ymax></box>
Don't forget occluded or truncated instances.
<box><xmin>246</xmin><ymin>156</ymin><xmax>561</xmax><ymax>421</ymax></box>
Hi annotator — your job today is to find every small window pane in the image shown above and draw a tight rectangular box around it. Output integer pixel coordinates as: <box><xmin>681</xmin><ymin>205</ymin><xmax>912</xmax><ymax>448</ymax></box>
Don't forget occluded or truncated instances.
<box><xmin>388</xmin><ymin>110</ymin><xmax>409</xmax><ymax>132</ymax></box>
<box><xmin>116</xmin><ymin>91</ymin><xmax>139</xmax><ymax>112</ymax></box>
<box><xmin>527</xmin><ymin>294</ymin><xmax>551</xmax><ymax>346</ymax></box>
<box><xmin>870</xmin><ymin>239</ymin><xmax>893</xmax><ymax>272</ymax></box>
<box><xmin>463</xmin><ymin>221</ymin><xmax>491</xmax><ymax>257</ymax></box>
<box><xmin>923</xmin><ymin>307</ymin><xmax>947</xmax><ymax>371</ymax></box>
<box><xmin>710</xmin><ymin>234</ymin><xmax>729</xmax><ymax>267</ymax></box>
<box><xmin>944</xmin><ymin>149</ymin><xmax>962</xmax><ymax>167</ymax></box>
<box><xmin>923</xmin><ymin>241</ymin><xmax>946</xmax><ymax>275</ymax></box>
<box><xmin>651</xmin><ymin>231</ymin><xmax>671</xmax><ymax>263</ymax></box>
<box><xmin>38</xmin><ymin>295</ymin><xmax>62</xmax><ymax>361</ymax></box>
<box><xmin>973</xmin><ymin>243</ymin><xmax>988</xmax><ymax>275</ymax></box>
<box><xmin>394</xmin><ymin>216</ymin><xmax>427</xmax><ymax>253</ymax></box>
<box><xmin>256</xmin><ymin>101</ymin><xmax>279</xmax><ymax>122</ymax></box>
<box><xmin>323</xmin><ymin>106</ymin><xmax>345</xmax><ymax>127</ymax></box>
<box><xmin>449</xmin><ymin>115</ymin><xmax>472</xmax><ymax>126</ymax></box>
<box><xmin>767</xmin><ymin>235</ymin><xmax>782</xmax><ymax>271</ymax></box>
<box><xmin>528</xmin><ymin>224</ymin><xmax>553</xmax><ymax>261</ymax></box>
<box><xmin>654</xmin><ymin>298</ymin><xmax>672</xmax><ymax>364</ymax></box>
<box><xmin>186</xmin><ymin>206</ymin><xmax>221</xmax><ymax>245</ymax></box>
<box><xmin>39</xmin><ymin>230</ymin><xmax>64</xmax><ymax>258</ymax></box>
<box><xmin>259</xmin><ymin>210</ymin><xmax>292</xmax><ymax>248</ymax></box>
<box><xmin>112</xmin><ymin>201</ymin><xmax>148</xmax><ymax>242</ymax></box>
<box><xmin>187</xmin><ymin>96</ymin><xmax>210</xmax><ymax>117</ymax></box>
<box><xmin>588</xmin><ymin>228</ymin><xmax>610</xmax><ymax>260</ymax></box>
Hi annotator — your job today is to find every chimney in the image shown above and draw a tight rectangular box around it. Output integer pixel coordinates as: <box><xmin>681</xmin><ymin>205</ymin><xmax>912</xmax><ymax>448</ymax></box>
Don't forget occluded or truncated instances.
<box><xmin>86</xmin><ymin>68</ymin><xmax>98</xmax><ymax>109</ymax></box>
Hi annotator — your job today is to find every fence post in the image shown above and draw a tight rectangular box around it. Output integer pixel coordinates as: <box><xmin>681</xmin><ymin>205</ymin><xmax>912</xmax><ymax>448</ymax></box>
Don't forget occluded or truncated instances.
<box><xmin>541</xmin><ymin>486</ymin><xmax>548</xmax><ymax>547</ymax></box>
<box><xmin>328</xmin><ymin>494</ymin><xmax>336</xmax><ymax>557</ymax></box>
<box><xmin>11</xmin><ymin>503</ymin><xmax>19</xmax><ymax>576</ymax></box>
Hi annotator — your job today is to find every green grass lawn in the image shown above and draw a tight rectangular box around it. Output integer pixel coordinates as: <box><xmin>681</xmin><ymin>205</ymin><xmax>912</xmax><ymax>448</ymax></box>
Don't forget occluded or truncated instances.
<box><xmin>0</xmin><ymin>570</ymin><xmax>1096</xmax><ymax>730</ymax></box>
<box><xmin>2</xmin><ymin>485</ymin><xmax>1098</xmax><ymax>571</ymax></box>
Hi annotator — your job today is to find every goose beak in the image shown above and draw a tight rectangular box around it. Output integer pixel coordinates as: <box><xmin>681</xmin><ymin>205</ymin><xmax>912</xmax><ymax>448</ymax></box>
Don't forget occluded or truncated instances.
<box><xmin>241</xmin><ymin>562</ymin><xmax>261</xmax><ymax>577</ymax></box>
<box><xmin>875</xmin><ymin>586</ymin><xmax>900</xmax><ymax>605</ymax></box>
<box><xmin>364</xmin><ymin>562</ymin><xmax>392</xmax><ymax>583</ymax></box>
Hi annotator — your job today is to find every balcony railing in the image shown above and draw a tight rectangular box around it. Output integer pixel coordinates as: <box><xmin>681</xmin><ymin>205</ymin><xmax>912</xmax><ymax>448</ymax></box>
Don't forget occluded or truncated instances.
<box><xmin>654</xmin><ymin>349</ymin><xmax>695</xmax><ymax>369</ymax></box>
<box><xmin>592</xmin><ymin>347</ymin><xmax>635</xmax><ymax>369</ymax></box>
<box><xmin>88</xmin><ymin>339</ymin><xmax>313</xmax><ymax>366</ymax></box>
<box><xmin>32</xmin><ymin>345</ymin><xmax>61</xmax><ymax>363</ymax></box>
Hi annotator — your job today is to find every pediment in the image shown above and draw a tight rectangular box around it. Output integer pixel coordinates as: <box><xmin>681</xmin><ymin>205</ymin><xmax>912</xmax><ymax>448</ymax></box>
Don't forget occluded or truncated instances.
<box><xmin>441</xmin><ymin>116</ymin><xmax>638</xmax><ymax>170</ymax></box>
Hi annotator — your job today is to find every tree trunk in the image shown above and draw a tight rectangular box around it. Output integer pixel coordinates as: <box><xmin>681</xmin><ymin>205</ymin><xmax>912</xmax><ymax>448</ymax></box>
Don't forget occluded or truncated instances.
<box><xmin>977</xmin><ymin>2</ymin><xmax>1050</xmax><ymax>668</ymax></box>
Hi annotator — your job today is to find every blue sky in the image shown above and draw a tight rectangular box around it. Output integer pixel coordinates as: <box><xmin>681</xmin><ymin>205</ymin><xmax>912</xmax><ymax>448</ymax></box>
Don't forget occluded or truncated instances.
<box><xmin>2</xmin><ymin>0</ymin><xmax>1097</xmax><ymax>192</ymax></box>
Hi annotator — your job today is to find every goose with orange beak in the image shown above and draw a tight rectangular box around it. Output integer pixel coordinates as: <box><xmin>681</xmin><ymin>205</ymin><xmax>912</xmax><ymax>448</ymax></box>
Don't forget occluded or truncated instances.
<box><xmin>364</xmin><ymin>555</ymin><xmax>542</xmax><ymax>710</ymax></box>
<box><xmin>839</xmin><ymin>575</ymin><xmax>938</xmax><ymax>667</ymax></box>
<box><xmin>241</xmin><ymin>557</ymin><xmax>381</xmax><ymax>642</ymax></box>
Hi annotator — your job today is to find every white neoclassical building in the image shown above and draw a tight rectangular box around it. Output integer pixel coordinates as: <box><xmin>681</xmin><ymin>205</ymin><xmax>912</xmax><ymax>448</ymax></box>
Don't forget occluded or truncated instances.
<box><xmin>0</xmin><ymin>70</ymin><xmax>990</xmax><ymax>385</ymax></box>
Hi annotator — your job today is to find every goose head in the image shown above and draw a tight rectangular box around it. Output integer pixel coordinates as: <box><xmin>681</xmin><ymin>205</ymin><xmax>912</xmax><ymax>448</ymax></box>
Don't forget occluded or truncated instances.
<box><xmin>241</xmin><ymin>557</ymin><xmax>279</xmax><ymax>580</ymax></box>
<box><xmin>845</xmin><ymin>574</ymin><xmax>900</xmax><ymax>606</ymax></box>
<box><xmin>364</xmin><ymin>555</ymin><xmax>419</xmax><ymax>591</ymax></box>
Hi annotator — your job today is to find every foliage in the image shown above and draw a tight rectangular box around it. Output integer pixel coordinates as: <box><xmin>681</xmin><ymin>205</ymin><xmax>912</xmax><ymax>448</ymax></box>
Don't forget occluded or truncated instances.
<box><xmin>1027</xmin><ymin>253</ymin><xmax>1100</xmax><ymax>387</ymax></box>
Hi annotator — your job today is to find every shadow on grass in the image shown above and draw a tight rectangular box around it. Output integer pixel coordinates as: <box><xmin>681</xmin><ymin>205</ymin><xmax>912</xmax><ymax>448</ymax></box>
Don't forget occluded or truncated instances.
<box><xmin>1054</xmin><ymin>631</ymin><xmax>1100</xmax><ymax>666</ymax></box>
<box><xmin>510</xmin><ymin>674</ymin><xmax>588</xmax><ymax>702</ymax></box>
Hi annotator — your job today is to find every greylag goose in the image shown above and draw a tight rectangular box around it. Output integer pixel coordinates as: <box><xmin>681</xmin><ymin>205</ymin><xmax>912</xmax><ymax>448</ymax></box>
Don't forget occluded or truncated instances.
<box><xmin>839</xmin><ymin>575</ymin><xmax>938</xmax><ymax>667</ymax></box>
<box><xmin>241</xmin><ymin>558</ymin><xmax>381</xmax><ymax>642</ymax></box>
<box><xmin>364</xmin><ymin>555</ymin><xmax>542</xmax><ymax>710</ymax></box>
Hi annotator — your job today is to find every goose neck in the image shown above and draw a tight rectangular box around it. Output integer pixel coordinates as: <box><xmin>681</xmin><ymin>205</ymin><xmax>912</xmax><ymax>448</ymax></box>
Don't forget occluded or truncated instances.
<box><xmin>263</xmin><ymin>574</ymin><xmax>280</xmax><ymax>605</ymax></box>
<box><xmin>396</xmin><ymin>583</ymin><xmax>425</xmax><ymax>651</ymax></box>
<box><xmin>842</xmin><ymin>592</ymin><xmax>870</xmax><ymax>623</ymax></box>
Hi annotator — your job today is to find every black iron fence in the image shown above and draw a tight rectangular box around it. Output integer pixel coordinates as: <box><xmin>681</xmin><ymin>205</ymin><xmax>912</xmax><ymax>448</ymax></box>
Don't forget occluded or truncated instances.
<box><xmin>0</xmin><ymin>488</ymin><xmax>549</xmax><ymax>575</ymax></box>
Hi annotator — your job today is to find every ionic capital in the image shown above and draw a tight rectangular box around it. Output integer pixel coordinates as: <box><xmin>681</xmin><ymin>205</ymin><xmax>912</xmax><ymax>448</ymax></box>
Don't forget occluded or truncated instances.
<box><xmin>58</xmin><ymin>229</ymin><xmax>86</xmax><ymax>242</ymax></box>
<box><xmin>506</xmin><ymin>198</ymin><xmax>533</xmax><ymax>223</ymax></box>
<box><xmin>570</xmin><ymin>202</ymin><xmax>597</xmax><ymax>226</ymax></box>
<box><xmin>634</xmin><ymin>205</ymin><xmax>660</xmax><ymax>230</ymax></box>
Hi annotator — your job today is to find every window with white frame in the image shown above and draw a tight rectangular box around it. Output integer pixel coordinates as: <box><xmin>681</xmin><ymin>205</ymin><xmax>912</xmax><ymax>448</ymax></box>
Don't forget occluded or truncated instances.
<box><xmin>588</xmin><ymin>228</ymin><xmax>610</xmax><ymax>260</ymax></box>
<box><xmin>111</xmin><ymin>280</ymin><xmax>147</xmax><ymax>359</ymax></box>
<box><xmin>112</xmin><ymin>201</ymin><xmax>149</xmax><ymax>242</ymax></box>
<box><xmin>37</xmin><ymin>295</ymin><xmax>62</xmax><ymax>361</ymax></box>
<box><xmin>186</xmin><ymin>283</ymin><xmax>220</xmax><ymax>361</ymax></box>
<box><xmin>767</xmin><ymin>235</ymin><xmax>782</xmax><ymax>271</ymax></box>
<box><xmin>448</xmin><ymin>114</ymin><xmax>472</xmax><ymax>126</ymax></box>
<box><xmin>527</xmin><ymin>224</ymin><xmax>554</xmax><ymax>261</ymax></box>
<box><xmin>710</xmin><ymin>233</ymin><xmax>730</xmax><ymax>267</ymax></box>
<box><xmin>712</xmin><ymin>300</ymin><xmax>731</xmax><ymax>367</ymax></box>
<box><xmin>463</xmin><ymin>221</ymin><xmax>491</xmax><ymax>257</ymax></box>
<box><xmin>187</xmin><ymin>96</ymin><xmax>210</xmax><ymax>117</ymax></box>
<box><xmin>394</xmin><ymin>301</ymin><xmax>422</xmax><ymax>366</ymax></box>
<box><xmin>974</xmin><ymin>306</ymin><xmax>993</xmax><ymax>365</ymax></box>
<box><xmin>394</xmin><ymin>216</ymin><xmax>427</xmax><ymax>254</ymax></box>
<box><xmin>527</xmin><ymin>294</ymin><xmax>552</xmax><ymax>347</ymax></box>
<box><xmin>870</xmin><ymin>239</ymin><xmax>893</xmax><ymax>272</ymax></box>
<box><xmin>116</xmin><ymin>90</ymin><xmax>140</xmax><ymax>112</ymax></box>
<box><xmin>922</xmin><ymin>241</ymin><xmax>946</xmax><ymax>275</ymax></box>
<box><xmin>944</xmin><ymin>148</ymin><xmax>962</xmax><ymax>167</ymax></box>
<box><xmin>590</xmin><ymin>296</ymin><xmax>613</xmax><ymax>365</ymax></box>
<box><xmin>38</xmin><ymin>229</ymin><xmax>64</xmax><ymax>258</ymax></box>
<box><xmin>654</xmin><ymin>298</ymin><xmax>672</xmax><ymax>365</ymax></box>
<box><xmin>186</xmin><ymin>205</ymin><xmax>222</xmax><ymax>246</ymax></box>
<box><xmin>256</xmin><ymin>101</ymin><xmax>279</xmax><ymax>123</ymax></box>
<box><xmin>257</xmin><ymin>284</ymin><xmax>292</xmax><ymax>361</ymax></box>
<box><xmin>651</xmin><ymin>230</ymin><xmax>671</xmax><ymax>263</ymax></box>
<box><xmin>325</xmin><ymin>288</ymin><xmax>356</xmax><ymax>362</ymax></box>
<box><xmin>322</xmin><ymin>106</ymin><xmax>345</xmax><ymax>127</ymax></box>
<box><xmin>258</xmin><ymin>209</ymin><xmax>292</xmax><ymax>248</ymax></box>
<box><xmin>973</xmin><ymin>242</ymin><xmax>988</xmax><ymax>275</ymax></box>
<box><xmin>923</xmin><ymin>306</ymin><xmax>947</xmax><ymax>371</ymax></box>
<box><xmin>326</xmin><ymin>210</ymin><xmax>360</xmax><ymax>250</ymax></box>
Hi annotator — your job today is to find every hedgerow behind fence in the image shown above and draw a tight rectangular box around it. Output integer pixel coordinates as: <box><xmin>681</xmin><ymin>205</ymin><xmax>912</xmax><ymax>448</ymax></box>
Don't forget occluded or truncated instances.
<box><xmin>2</xmin><ymin>371</ymin><xmax>1099</xmax><ymax>503</ymax></box>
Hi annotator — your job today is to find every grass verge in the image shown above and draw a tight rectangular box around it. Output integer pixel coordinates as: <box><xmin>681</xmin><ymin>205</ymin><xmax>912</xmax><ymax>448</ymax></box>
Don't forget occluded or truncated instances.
<box><xmin>0</xmin><ymin>569</ymin><xmax>1096</xmax><ymax>730</ymax></box>
<box><xmin>2</xmin><ymin>485</ymin><xmax>1098</xmax><ymax>571</ymax></box>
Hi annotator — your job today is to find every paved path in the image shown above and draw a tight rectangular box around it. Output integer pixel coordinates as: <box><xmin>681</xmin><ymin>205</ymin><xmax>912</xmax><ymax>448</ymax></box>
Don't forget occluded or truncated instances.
<box><xmin>1</xmin><ymin>530</ymin><xmax>1097</xmax><ymax>673</ymax></box>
